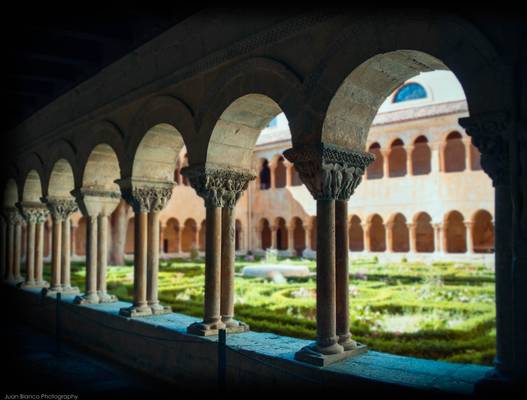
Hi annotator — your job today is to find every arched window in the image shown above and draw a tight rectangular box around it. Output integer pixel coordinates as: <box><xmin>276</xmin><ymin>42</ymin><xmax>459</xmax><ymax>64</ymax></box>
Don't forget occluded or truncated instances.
<box><xmin>349</xmin><ymin>215</ymin><xmax>364</xmax><ymax>251</ymax></box>
<box><xmin>367</xmin><ymin>143</ymin><xmax>383</xmax><ymax>179</ymax></box>
<box><xmin>275</xmin><ymin>217</ymin><xmax>288</xmax><ymax>250</ymax></box>
<box><xmin>259</xmin><ymin>159</ymin><xmax>271</xmax><ymax>190</ymax></box>
<box><xmin>412</xmin><ymin>136</ymin><xmax>431</xmax><ymax>175</ymax></box>
<box><xmin>291</xmin><ymin>217</ymin><xmax>306</xmax><ymax>256</ymax></box>
<box><xmin>473</xmin><ymin>210</ymin><xmax>494</xmax><ymax>253</ymax></box>
<box><xmin>390</xmin><ymin>214</ymin><xmax>409</xmax><ymax>252</ymax></box>
<box><xmin>445</xmin><ymin>211</ymin><xmax>466</xmax><ymax>253</ymax></box>
<box><xmin>182</xmin><ymin>219</ymin><xmax>197</xmax><ymax>252</ymax></box>
<box><xmin>369</xmin><ymin>215</ymin><xmax>386</xmax><ymax>252</ymax></box>
<box><xmin>274</xmin><ymin>157</ymin><xmax>287</xmax><ymax>188</ymax></box>
<box><xmin>389</xmin><ymin>138</ymin><xmax>407</xmax><ymax>177</ymax></box>
<box><xmin>444</xmin><ymin>132</ymin><xmax>466</xmax><ymax>172</ymax></box>
<box><xmin>199</xmin><ymin>220</ymin><xmax>206</xmax><ymax>251</ymax></box>
<box><xmin>163</xmin><ymin>218</ymin><xmax>179</xmax><ymax>253</ymax></box>
<box><xmin>415</xmin><ymin>213</ymin><xmax>434</xmax><ymax>252</ymax></box>
<box><xmin>260</xmin><ymin>219</ymin><xmax>271</xmax><ymax>250</ymax></box>
<box><xmin>393</xmin><ymin>82</ymin><xmax>427</xmax><ymax>103</ymax></box>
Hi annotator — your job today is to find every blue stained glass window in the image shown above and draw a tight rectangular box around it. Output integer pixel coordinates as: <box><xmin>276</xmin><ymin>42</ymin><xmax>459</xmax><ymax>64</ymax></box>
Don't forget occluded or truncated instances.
<box><xmin>393</xmin><ymin>83</ymin><xmax>427</xmax><ymax>103</ymax></box>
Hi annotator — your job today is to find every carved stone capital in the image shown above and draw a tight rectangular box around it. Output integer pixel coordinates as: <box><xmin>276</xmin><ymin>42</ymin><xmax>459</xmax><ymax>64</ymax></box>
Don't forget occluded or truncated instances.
<box><xmin>16</xmin><ymin>202</ymin><xmax>49</xmax><ymax>224</ymax></box>
<box><xmin>283</xmin><ymin>143</ymin><xmax>374</xmax><ymax>201</ymax></box>
<box><xmin>41</xmin><ymin>197</ymin><xmax>78</xmax><ymax>221</ymax></box>
<box><xmin>4</xmin><ymin>207</ymin><xmax>24</xmax><ymax>226</ymax></box>
<box><xmin>117</xmin><ymin>179</ymin><xmax>174</xmax><ymax>213</ymax></box>
<box><xmin>181</xmin><ymin>165</ymin><xmax>255</xmax><ymax>208</ymax></box>
<box><xmin>459</xmin><ymin>112</ymin><xmax>510</xmax><ymax>186</ymax></box>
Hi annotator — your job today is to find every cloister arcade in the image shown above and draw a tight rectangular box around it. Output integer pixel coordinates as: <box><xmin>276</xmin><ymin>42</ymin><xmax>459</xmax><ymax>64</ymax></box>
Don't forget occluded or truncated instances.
<box><xmin>2</xmin><ymin>12</ymin><xmax>526</xmax><ymax>392</ymax></box>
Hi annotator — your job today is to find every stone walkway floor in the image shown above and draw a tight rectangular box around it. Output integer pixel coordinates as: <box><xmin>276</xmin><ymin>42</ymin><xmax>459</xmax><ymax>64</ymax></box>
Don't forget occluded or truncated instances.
<box><xmin>1</xmin><ymin>317</ymin><xmax>177</xmax><ymax>399</ymax></box>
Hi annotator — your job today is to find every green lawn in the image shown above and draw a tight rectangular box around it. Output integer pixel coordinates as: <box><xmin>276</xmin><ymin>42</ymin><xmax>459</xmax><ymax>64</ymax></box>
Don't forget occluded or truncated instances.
<box><xmin>55</xmin><ymin>256</ymin><xmax>496</xmax><ymax>366</ymax></box>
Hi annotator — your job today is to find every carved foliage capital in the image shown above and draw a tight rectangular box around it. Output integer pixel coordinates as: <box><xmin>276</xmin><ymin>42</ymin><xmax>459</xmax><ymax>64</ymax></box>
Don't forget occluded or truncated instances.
<box><xmin>16</xmin><ymin>203</ymin><xmax>49</xmax><ymax>224</ymax></box>
<box><xmin>283</xmin><ymin>144</ymin><xmax>374</xmax><ymax>200</ymax></box>
<box><xmin>459</xmin><ymin>112</ymin><xmax>510</xmax><ymax>186</ymax></box>
<box><xmin>121</xmin><ymin>185</ymin><xmax>173</xmax><ymax>213</ymax></box>
<box><xmin>42</xmin><ymin>198</ymin><xmax>78</xmax><ymax>221</ymax></box>
<box><xmin>182</xmin><ymin>166</ymin><xmax>255</xmax><ymax>208</ymax></box>
<box><xmin>5</xmin><ymin>207</ymin><xmax>24</xmax><ymax>226</ymax></box>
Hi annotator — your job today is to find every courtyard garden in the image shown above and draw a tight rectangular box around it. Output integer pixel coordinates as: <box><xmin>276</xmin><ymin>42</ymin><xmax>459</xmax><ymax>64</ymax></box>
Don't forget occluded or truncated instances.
<box><xmin>58</xmin><ymin>255</ymin><xmax>496</xmax><ymax>366</ymax></box>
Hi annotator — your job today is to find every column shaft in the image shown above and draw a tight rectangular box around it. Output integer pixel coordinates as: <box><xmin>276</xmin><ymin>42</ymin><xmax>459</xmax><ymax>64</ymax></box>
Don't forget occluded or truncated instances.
<box><xmin>50</xmin><ymin>218</ymin><xmax>63</xmax><ymax>290</ymax></box>
<box><xmin>203</xmin><ymin>206</ymin><xmax>223</xmax><ymax>327</ymax></box>
<box><xmin>7</xmin><ymin>221</ymin><xmax>14</xmax><ymax>280</ymax></box>
<box><xmin>132</xmin><ymin>212</ymin><xmax>148</xmax><ymax>310</ymax></box>
<box><xmin>97</xmin><ymin>215</ymin><xmax>108</xmax><ymax>296</ymax></box>
<box><xmin>221</xmin><ymin>207</ymin><xmax>235</xmax><ymax>325</ymax></box>
<box><xmin>315</xmin><ymin>199</ymin><xmax>342</xmax><ymax>354</ymax></box>
<box><xmin>466</xmin><ymin>222</ymin><xmax>474</xmax><ymax>253</ymax></box>
<box><xmin>61</xmin><ymin>218</ymin><xmax>71</xmax><ymax>289</ymax></box>
<box><xmin>85</xmin><ymin>216</ymin><xmax>98</xmax><ymax>302</ymax></box>
<box><xmin>25</xmin><ymin>220</ymin><xmax>36</xmax><ymax>285</ymax></box>
<box><xmin>147</xmin><ymin>211</ymin><xmax>161</xmax><ymax>309</ymax></box>
<box><xmin>0</xmin><ymin>218</ymin><xmax>6</xmax><ymax>280</ymax></box>
<box><xmin>335</xmin><ymin>200</ymin><xmax>353</xmax><ymax>349</ymax></box>
<box><xmin>14</xmin><ymin>220</ymin><xmax>22</xmax><ymax>281</ymax></box>
<box><xmin>35</xmin><ymin>222</ymin><xmax>45</xmax><ymax>285</ymax></box>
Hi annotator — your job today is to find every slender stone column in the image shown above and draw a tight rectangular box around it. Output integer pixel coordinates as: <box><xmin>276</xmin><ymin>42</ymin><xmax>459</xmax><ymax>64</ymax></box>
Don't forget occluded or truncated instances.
<box><xmin>430</xmin><ymin>142</ymin><xmax>441</xmax><ymax>174</ymax></box>
<box><xmin>70</xmin><ymin>222</ymin><xmax>77</xmax><ymax>257</ymax></box>
<box><xmin>75</xmin><ymin>216</ymin><xmax>99</xmax><ymax>304</ymax></box>
<box><xmin>362</xmin><ymin>222</ymin><xmax>371</xmax><ymax>252</ymax></box>
<box><xmin>13</xmin><ymin>213</ymin><xmax>23</xmax><ymax>283</ymax></box>
<box><xmin>465</xmin><ymin>221</ymin><xmax>474</xmax><ymax>253</ymax></box>
<box><xmin>61</xmin><ymin>217</ymin><xmax>79</xmax><ymax>294</ymax></box>
<box><xmin>6</xmin><ymin>209</ymin><xmax>16</xmax><ymax>282</ymax></box>
<box><xmin>287</xmin><ymin>223</ymin><xmax>295</xmax><ymax>255</ymax></box>
<box><xmin>335</xmin><ymin>200</ymin><xmax>355</xmax><ymax>350</ymax></box>
<box><xmin>23</xmin><ymin>213</ymin><xmax>36</xmax><ymax>286</ymax></box>
<box><xmin>284</xmin><ymin>143</ymin><xmax>373</xmax><ymax>365</ymax></box>
<box><xmin>97</xmin><ymin>214</ymin><xmax>115</xmax><ymax>302</ymax></box>
<box><xmin>271</xmin><ymin>225</ymin><xmax>278</xmax><ymax>250</ymax></box>
<box><xmin>386</xmin><ymin>221</ymin><xmax>394</xmax><ymax>253</ymax></box>
<box><xmin>433</xmin><ymin>223</ymin><xmax>443</xmax><ymax>253</ymax></box>
<box><xmin>159</xmin><ymin>221</ymin><xmax>165</xmax><ymax>256</ymax></box>
<box><xmin>183</xmin><ymin>165</ymin><xmax>254</xmax><ymax>335</ymax></box>
<box><xmin>407</xmin><ymin>223</ymin><xmax>417</xmax><ymax>253</ymax></box>
<box><xmin>463</xmin><ymin>137</ymin><xmax>472</xmax><ymax>170</ymax></box>
<box><xmin>406</xmin><ymin>145</ymin><xmax>414</xmax><ymax>176</ymax></box>
<box><xmin>381</xmin><ymin>149</ymin><xmax>390</xmax><ymax>178</ymax></box>
<box><xmin>117</xmin><ymin>181</ymin><xmax>173</xmax><ymax>316</ymax></box>
<box><xmin>34</xmin><ymin>213</ymin><xmax>48</xmax><ymax>288</ymax></box>
<box><xmin>177</xmin><ymin>227</ymin><xmax>183</xmax><ymax>254</ymax></box>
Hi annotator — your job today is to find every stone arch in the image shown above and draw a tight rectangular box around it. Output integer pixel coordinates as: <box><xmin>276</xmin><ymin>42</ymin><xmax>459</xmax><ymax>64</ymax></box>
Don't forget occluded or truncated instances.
<box><xmin>291</xmin><ymin>217</ymin><xmax>306</xmax><ymax>256</ymax></box>
<box><xmin>42</xmin><ymin>139</ymin><xmax>79</xmax><ymax>195</ymax></box>
<box><xmin>22</xmin><ymin>170</ymin><xmax>43</xmax><ymax>204</ymax></box>
<box><xmin>75</xmin><ymin>121</ymin><xmax>125</xmax><ymax>188</ymax></box>
<box><xmin>366</xmin><ymin>143</ymin><xmax>383</xmax><ymax>179</ymax></box>
<box><xmin>389</xmin><ymin>213</ymin><xmax>409</xmax><ymax>252</ymax></box>
<box><xmin>349</xmin><ymin>215</ymin><xmax>364</xmax><ymax>251</ymax></box>
<box><xmin>181</xmin><ymin>219</ymin><xmax>197</xmax><ymax>252</ymax></box>
<box><xmin>412</xmin><ymin>136</ymin><xmax>431</xmax><ymax>175</ymax></box>
<box><xmin>274</xmin><ymin>156</ymin><xmax>287</xmax><ymax>189</ymax></box>
<box><xmin>163</xmin><ymin>218</ymin><xmax>180</xmax><ymax>253</ymax></box>
<box><xmin>275</xmin><ymin>217</ymin><xmax>288</xmax><ymax>251</ymax></box>
<box><xmin>472</xmin><ymin>210</ymin><xmax>494</xmax><ymax>253</ymax></box>
<box><xmin>81</xmin><ymin>143</ymin><xmax>121</xmax><ymax>194</ymax></box>
<box><xmin>48</xmin><ymin>159</ymin><xmax>75</xmax><ymax>199</ymax></box>
<box><xmin>444</xmin><ymin>131</ymin><xmax>466</xmax><ymax>172</ymax></box>
<box><xmin>125</xmin><ymin>217</ymin><xmax>135</xmax><ymax>254</ymax></box>
<box><xmin>388</xmin><ymin>138</ymin><xmax>407</xmax><ymax>178</ymax></box>
<box><xmin>199</xmin><ymin>220</ymin><xmax>206</xmax><ymax>252</ymax></box>
<box><xmin>195</xmin><ymin>58</ymin><xmax>303</xmax><ymax>169</ymax></box>
<box><xmin>369</xmin><ymin>214</ymin><xmax>386</xmax><ymax>252</ymax></box>
<box><xmin>414</xmin><ymin>212</ymin><xmax>434</xmax><ymax>252</ymax></box>
<box><xmin>129</xmin><ymin>123</ymin><xmax>186</xmax><ymax>183</ymax></box>
<box><xmin>260</xmin><ymin>218</ymin><xmax>271</xmax><ymax>250</ymax></box>
<box><xmin>445</xmin><ymin>210</ymin><xmax>466</xmax><ymax>253</ymax></box>
<box><xmin>18</xmin><ymin>152</ymin><xmax>45</xmax><ymax>202</ymax></box>
<box><xmin>305</xmin><ymin>16</ymin><xmax>505</xmax><ymax>150</ymax></box>
<box><xmin>259</xmin><ymin>158</ymin><xmax>271</xmax><ymax>190</ymax></box>
<box><xmin>3</xmin><ymin>179</ymin><xmax>18</xmax><ymax>208</ymax></box>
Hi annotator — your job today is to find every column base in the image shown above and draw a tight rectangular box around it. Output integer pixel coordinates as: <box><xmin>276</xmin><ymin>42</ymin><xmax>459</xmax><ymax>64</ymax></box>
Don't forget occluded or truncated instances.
<box><xmin>60</xmin><ymin>286</ymin><xmax>80</xmax><ymax>295</ymax></box>
<box><xmin>187</xmin><ymin>320</ymin><xmax>227</xmax><ymax>336</ymax></box>
<box><xmin>119</xmin><ymin>305</ymin><xmax>152</xmax><ymax>317</ymax></box>
<box><xmin>19</xmin><ymin>280</ymin><xmax>49</xmax><ymax>289</ymax></box>
<box><xmin>294</xmin><ymin>342</ymin><xmax>367</xmax><ymax>367</ymax></box>
<box><xmin>6</xmin><ymin>276</ymin><xmax>25</xmax><ymax>286</ymax></box>
<box><xmin>150</xmin><ymin>303</ymin><xmax>172</xmax><ymax>315</ymax></box>
<box><xmin>73</xmin><ymin>293</ymin><xmax>100</xmax><ymax>305</ymax></box>
<box><xmin>222</xmin><ymin>318</ymin><xmax>250</xmax><ymax>333</ymax></box>
<box><xmin>34</xmin><ymin>280</ymin><xmax>50</xmax><ymax>289</ymax></box>
<box><xmin>41</xmin><ymin>286</ymin><xmax>63</xmax><ymax>297</ymax></box>
<box><xmin>98</xmin><ymin>292</ymin><xmax>118</xmax><ymax>303</ymax></box>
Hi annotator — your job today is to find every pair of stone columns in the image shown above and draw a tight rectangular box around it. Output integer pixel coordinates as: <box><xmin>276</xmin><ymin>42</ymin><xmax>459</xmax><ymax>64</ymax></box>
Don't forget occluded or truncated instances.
<box><xmin>117</xmin><ymin>180</ymin><xmax>173</xmax><ymax>317</ymax></box>
<box><xmin>3</xmin><ymin>207</ymin><xmax>25</xmax><ymax>285</ymax></box>
<box><xmin>16</xmin><ymin>203</ymin><xmax>50</xmax><ymax>289</ymax></box>
<box><xmin>182</xmin><ymin>166</ymin><xmax>254</xmax><ymax>336</ymax></box>
<box><xmin>284</xmin><ymin>143</ymin><xmax>374</xmax><ymax>366</ymax></box>
<box><xmin>73</xmin><ymin>190</ymin><xmax>119</xmax><ymax>304</ymax></box>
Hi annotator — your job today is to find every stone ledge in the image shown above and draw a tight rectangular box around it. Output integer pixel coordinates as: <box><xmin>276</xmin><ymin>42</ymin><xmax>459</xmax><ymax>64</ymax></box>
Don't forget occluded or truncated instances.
<box><xmin>5</xmin><ymin>284</ymin><xmax>491</xmax><ymax>395</ymax></box>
